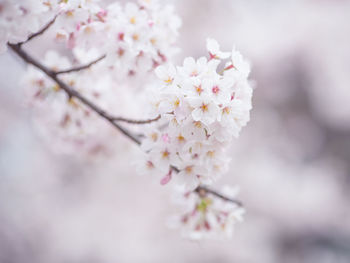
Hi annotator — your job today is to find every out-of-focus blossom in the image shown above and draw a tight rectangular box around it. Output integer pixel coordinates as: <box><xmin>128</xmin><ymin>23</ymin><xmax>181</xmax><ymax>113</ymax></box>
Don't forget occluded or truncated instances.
<box><xmin>169</xmin><ymin>185</ymin><xmax>245</xmax><ymax>240</ymax></box>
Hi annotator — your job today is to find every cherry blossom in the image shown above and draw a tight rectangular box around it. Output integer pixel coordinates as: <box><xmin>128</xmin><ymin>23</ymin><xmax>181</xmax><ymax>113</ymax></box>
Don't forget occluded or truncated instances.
<box><xmin>139</xmin><ymin>39</ymin><xmax>253</xmax><ymax>192</ymax></box>
<box><xmin>169</xmin><ymin>186</ymin><xmax>245</xmax><ymax>240</ymax></box>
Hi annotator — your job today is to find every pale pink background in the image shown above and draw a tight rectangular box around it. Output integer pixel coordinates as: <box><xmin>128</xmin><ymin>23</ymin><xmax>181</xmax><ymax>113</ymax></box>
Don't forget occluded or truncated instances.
<box><xmin>0</xmin><ymin>0</ymin><xmax>350</xmax><ymax>262</ymax></box>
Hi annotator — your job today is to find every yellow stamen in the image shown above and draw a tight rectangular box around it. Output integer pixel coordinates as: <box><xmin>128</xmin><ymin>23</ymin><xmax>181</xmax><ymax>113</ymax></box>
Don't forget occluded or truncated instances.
<box><xmin>68</xmin><ymin>98</ymin><xmax>79</xmax><ymax>108</ymax></box>
<box><xmin>162</xmin><ymin>150</ymin><xmax>170</xmax><ymax>159</ymax></box>
<box><xmin>195</xmin><ymin>85</ymin><xmax>203</xmax><ymax>95</ymax></box>
<box><xmin>223</xmin><ymin>107</ymin><xmax>230</xmax><ymax>114</ymax></box>
<box><xmin>84</xmin><ymin>26</ymin><xmax>93</xmax><ymax>34</ymax></box>
<box><xmin>185</xmin><ymin>166</ymin><xmax>193</xmax><ymax>174</ymax></box>
<box><xmin>193</xmin><ymin>121</ymin><xmax>202</xmax><ymax>128</ymax></box>
<box><xmin>191</xmin><ymin>70</ymin><xmax>198</xmax><ymax>77</ymax></box>
<box><xmin>130</xmin><ymin>17</ymin><xmax>136</xmax><ymax>24</ymax></box>
<box><xmin>177</xmin><ymin>134</ymin><xmax>185</xmax><ymax>143</ymax></box>
<box><xmin>117</xmin><ymin>48</ymin><xmax>125</xmax><ymax>57</ymax></box>
<box><xmin>150</xmin><ymin>132</ymin><xmax>158</xmax><ymax>142</ymax></box>
<box><xmin>174</xmin><ymin>98</ymin><xmax>180</xmax><ymax>108</ymax></box>
<box><xmin>171</xmin><ymin>117</ymin><xmax>179</xmax><ymax>126</ymax></box>
<box><xmin>207</xmin><ymin>151</ymin><xmax>215</xmax><ymax>158</ymax></box>
<box><xmin>56</xmin><ymin>32</ymin><xmax>66</xmax><ymax>40</ymax></box>
<box><xmin>66</xmin><ymin>10</ymin><xmax>74</xmax><ymax>17</ymax></box>
<box><xmin>196</xmin><ymin>198</ymin><xmax>212</xmax><ymax>213</ymax></box>
<box><xmin>200</xmin><ymin>103</ymin><xmax>208</xmax><ymax>112</ymax></box>
<box><xmin>164</xmin><ymin>77</ymin><xmax>173</xmax><ymax>84</ymax></box>
<box><xmin>150</xmin><ymin>38</ymin><xmax>157</xmax><ymax>45</ymax></box>
<box><xmin>132</xmin><ymin>34</ymin><xmax>139</xmax><ymax>41</ymax></box>
<box><xmin>52</xmin><ymin>84</ymin><xmax>60</xmax><ymax>92</ymax></box>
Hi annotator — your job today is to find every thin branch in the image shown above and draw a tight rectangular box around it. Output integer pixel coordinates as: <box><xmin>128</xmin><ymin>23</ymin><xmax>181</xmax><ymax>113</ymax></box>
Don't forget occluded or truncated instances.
<box><xmin>24</xmin><ymin>16</ymin><xmax>57</xmax><ymax>44</ymax></box>
<box><xmin>170</xmin><ymin>165</ymin><xmax>243</xmax><ymax>207</ymax></box>
<box><xmin>8</xmin><ymin>43</ymin><xmax>243</xmax><ymax>207</ymax></box>
<box><xmin>8</xmin><ymin>43</ymin><xmax>141</xmax><ymax>146</ymax></box>
<box><xmin>195</xmin><ymin>186</ymin><xmax>243</xmax><ymax>207</ymax></box>
<box><xmin>112</xmin><ymin>114</ymin><xmax>161</xmax><ymax>124</ymax></box>
<box><xmin>55</xmin><ymin>55</ymin><xmax>106</xmax><ymax>75</ymax></box>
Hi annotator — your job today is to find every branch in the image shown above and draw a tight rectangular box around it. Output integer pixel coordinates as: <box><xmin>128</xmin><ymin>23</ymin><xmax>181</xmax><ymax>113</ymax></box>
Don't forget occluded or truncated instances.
<box><xmin>55</xmin><ymin>55</ymin><xmax>106</xmax><ymax>75</ymax></box>
<box><xmin>24</xmin><ymin>16</ymin><xmax>57</xmax><ymax>44</ymax></box>
<box><xmin>170</xmin><ymin>165</ymin><xmax>243</xmax><ymax>207</ymax></box>
<box><xmin>112</xmin><ymin>114</ymin><xmax>161</xmax><ymax>124</ymax></box>
<box><xmin>8</xmin><ymin>43</ymin><xmax>243</xmax><ymax>207</ymax></box>
<box><xmin>195</xmin><ymin>186</ymin><xmax>243</xmax><ymax>207</ymax></box>
<box><xmin>8</xmin><ymin>43</ymin><xmax>141</xmax><ymax>146</ymax></box>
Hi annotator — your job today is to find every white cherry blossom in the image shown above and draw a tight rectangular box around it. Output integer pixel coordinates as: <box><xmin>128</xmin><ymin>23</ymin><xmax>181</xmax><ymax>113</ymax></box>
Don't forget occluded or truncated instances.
<box><xmin>139</xmin><ymin>39</ymin><xmax>253</xmax><ymax>191</ymax></box>
<box><xmin>169</xmin><ymin>185</ymin><xmax>245</xmax><ymax>240</ymax></box>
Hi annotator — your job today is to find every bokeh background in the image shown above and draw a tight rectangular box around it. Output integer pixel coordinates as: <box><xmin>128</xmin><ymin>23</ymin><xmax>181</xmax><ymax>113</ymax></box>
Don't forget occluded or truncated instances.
<box><xmin>1</xmin><ymin>0</ymin><xmax>350</xmax><ymax>262</ymax></box>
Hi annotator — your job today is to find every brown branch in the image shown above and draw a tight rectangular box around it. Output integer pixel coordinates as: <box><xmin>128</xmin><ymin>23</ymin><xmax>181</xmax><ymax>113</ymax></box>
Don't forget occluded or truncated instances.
<box><xmin>8</xmin><ymin>43</ymin><xmax>141</xmax><ymax>146</ymax></box>
<box><xmin>24</xmin><ymin>16</ymin><xmax>57</xmax><ymax>44</ymax></box>
<box><xmin>195</xmin><ymin>186</ymin><xmax>243</xmax><ymax>207</ymax></box>
<box><xmin>8</xmin><ymin>43</ymin><xmax>243</xmax><ymax>207</ymax></box>
<box><xmin>170</xmin><ymin>165</ymin><xmax>243</xmax><ymax>206</ymax></box>
<box><xmin>55</xmin><ymin>55</ymin><xmax>106</xmax><ymax>75</ymax></box>
<box><xmin>112</xmin><ymin>114</ymin><xmax>161</xmax><ymax>124</ymax></box>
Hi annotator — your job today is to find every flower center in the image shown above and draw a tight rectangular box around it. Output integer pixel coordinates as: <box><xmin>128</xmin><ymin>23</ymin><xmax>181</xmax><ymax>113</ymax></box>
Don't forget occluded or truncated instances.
<box><xmin>174</xmin><ymin>98</ymin><xmax>180</xmax><ymax>107</ymax></box>
<box><xmin>117</xmin><ymin>48</ymin><xmax>125</xmax><ymax>57</ymax></box>
<box><xmin>164</xmin><ymin>77</ymin><xmax>173</xmax><ymax>84</ymax></box>
<box><xmin>193</xmin><ymin>121</ymin><xmax>202</xmax><ymax>128</ymax></box>
<box><xmin>207</xmin><ymin>151</ymin><xmax>215</xmax><ymax>158</ymax></box>
<box><xmin>185</xmin><ymin>166</ymin><xmax>193</xmax><ymax>174</ymax></box>
<box><xmin>130</xmin><ymin>17</ymin><xmax>136</xmax><ymax>24</ymax></box>
<box><xmin>132</xmin><ymin>33</ymin><xmax>139</xmax><ymax>41</ymax></box>
<box><xmin>161</xmin><ymin>150</ymin><xmax>170</xmax><ymax>159</ymax></box>
<box><xmin>66</xmin><ymin>10</ymin><xmax>74</xmax><ymax>17</ymax></box>
<box><xmin>118</xmin><ymin>32</ymin><xmax>124</xmax><ymax>41</ymax></box>
<box><xmin>150</xmin><ymin>132</ymin><xmax>158</xmax><ymax>141</ymax></box>
<box><xmin>200</xmin><ymin>103</ymin><xmax>209</xmax><ymax>112</ymax></box>
<box><xmin>195</xmin><ymin>85</ymin><xmax>203</xmax><ymax>95</ymax></box>
<box><xmin>190</xmin><ymin>70</ymin><xmax>198</xmax><ymax>77</ymax></box>
<box><xmin>177</xmin><ymin>134</ymin><xmax>185</xmax><ymax>143</ymax></box>
<box><xmin>223</xmin><ymin>107</ymin><xmax>230</xmax><ymax>114</ymax></box>
<box><xmin>212</xmin><ymin>86</ymin><xmax>219</xmax><ymax>94</ymax></box>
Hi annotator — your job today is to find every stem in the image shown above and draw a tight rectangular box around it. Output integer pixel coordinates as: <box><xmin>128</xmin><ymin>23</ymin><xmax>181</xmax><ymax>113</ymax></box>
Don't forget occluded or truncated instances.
<box><xmin>113</xmin><ymin>114</ymin><xmax>161</xmax><ymax>124</ymax></box>
<box><xmin>24</xmin><ymin>16</ymin><xmax>57</xmax><ymax>44</ymax></box>
<box><xmin>196</xmin><ymin>186</ymin><xmax>243</xmax><ymax>207</ymax></box>
<box><xmin>55</xmin><ymin>55</ymin><xmax>106</xmax><ymax>75</ymax></box>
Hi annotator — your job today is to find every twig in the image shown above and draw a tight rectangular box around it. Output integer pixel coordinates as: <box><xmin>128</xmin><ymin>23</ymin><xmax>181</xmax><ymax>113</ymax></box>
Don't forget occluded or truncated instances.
<box><xmin>8</xmin><ymin>43</ymin><xmax>141</xmax><ymax>146</ymax></box>
<box><xmin>170</xmin><ymin>165</ymin><xmax>243</xmax><ymax>206</ymax></box>
<box><xmin>113</xmin><ymin>114</ymin><xmax>161</xmax><ymax>124</ymax></box>
<box><xmin>24</xmin><ymin>16</ymin><xmax>57</xmax><ymax>44</ymax></box>
<box><xmin>196</xmin><ymin>186</ymin><xmax>243</xmax><ymax>207</ymax></box>
<box><xmin>8</xmin><ymin>43</ymin><xmax>243</xmax><ymax>207</ymax></box>
<box><xmin>55</xmin><ymin>55</ymin><xmax>106</xmax><ymax>75</ymax></box>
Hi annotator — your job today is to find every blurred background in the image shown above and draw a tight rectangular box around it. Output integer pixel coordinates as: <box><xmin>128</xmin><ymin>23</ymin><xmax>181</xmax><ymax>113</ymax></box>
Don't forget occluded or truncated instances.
<box><xmin>1</xmin><ymin>0</ymin><xmax>350</xmax><ymax>262</ymax></box>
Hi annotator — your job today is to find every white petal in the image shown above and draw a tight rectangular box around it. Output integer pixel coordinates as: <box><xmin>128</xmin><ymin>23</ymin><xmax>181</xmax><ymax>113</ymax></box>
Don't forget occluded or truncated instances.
<box><xmin>206</xmin><ymin>38</ymin><xmax>219</xmax><ymax>53</ymax></box>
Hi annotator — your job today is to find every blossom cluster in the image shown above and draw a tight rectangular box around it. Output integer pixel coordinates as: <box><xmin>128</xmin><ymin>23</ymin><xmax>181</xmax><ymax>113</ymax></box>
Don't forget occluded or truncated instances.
<box><xmin>55</xmin><ymin>0</ymin><xmax>181</xmax><ymax>78</ymax></box>
<box><xmin>1</xmin><ymin>0</ymin><xmax>181</xmax><ymax>78</ymax></box>
<box><xmin>169</xmin><ymin>186</ymin><xmax>245</xmax><ymax>240</ymax></box>
<box><xmin>140</xmin><ymin>39</ymin><xmax>253</xmax><ymax>192</ymax></box>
